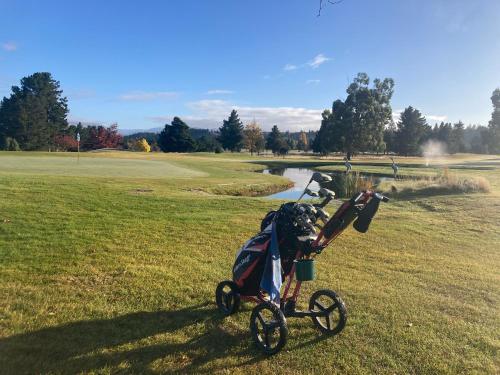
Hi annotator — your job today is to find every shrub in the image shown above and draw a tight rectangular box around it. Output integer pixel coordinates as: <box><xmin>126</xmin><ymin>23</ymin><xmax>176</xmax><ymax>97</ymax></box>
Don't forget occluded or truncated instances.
<box><xmin>55</xmin><ymin>135</ymin><xmax>78</xmax><ymax>151</ymax></box>
<box><xmin>133</xmin><ymin>138</ymin><xmax>151</xmax><ymax>152</ymax></box>
<box><xmin>381</xmin><ymin>168</ymin><xmax>491</xmax><ymax>197</ymax></box>
<box><xmin>0</xmin><ymin>137</ymin><xmax>21</xmax><ymax>151</ymax></box>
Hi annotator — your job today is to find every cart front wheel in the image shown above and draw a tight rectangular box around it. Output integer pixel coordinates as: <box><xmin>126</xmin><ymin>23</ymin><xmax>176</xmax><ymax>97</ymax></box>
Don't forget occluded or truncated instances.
<box><xmin>215</xmin><ymin>280</ymin><xmax>240</xmax><ymax>316</ymax></box>
<box><xmin>309</xmin><ymin>289</ymin><xmax>347</xmax><ymax>335</ymax></box>
<box><xmin>250</xmin><ymin>301</ymin><xmax>288</xmax><ymax>355</ymax></box>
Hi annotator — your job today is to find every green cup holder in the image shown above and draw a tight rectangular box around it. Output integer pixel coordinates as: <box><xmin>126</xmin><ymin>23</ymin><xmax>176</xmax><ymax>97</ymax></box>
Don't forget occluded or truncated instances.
<box><xmin>295</xmin><ymin>259</ymin><xmax>316</xmax><ymax>281</ymax></box>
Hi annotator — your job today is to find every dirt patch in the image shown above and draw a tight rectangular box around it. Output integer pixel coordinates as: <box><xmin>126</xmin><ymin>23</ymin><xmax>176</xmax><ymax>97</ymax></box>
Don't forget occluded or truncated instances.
<box><xmin>134</xmin><ymin>188</ymin><xmax>154</xmax><ymax>193</ymax></box>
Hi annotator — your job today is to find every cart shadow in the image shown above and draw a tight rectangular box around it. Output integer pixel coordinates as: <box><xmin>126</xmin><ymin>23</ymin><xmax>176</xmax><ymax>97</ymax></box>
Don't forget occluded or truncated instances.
<box><xmin>0</xmin><ymin>302</ymin><xmax>265</xmax><ymax>374</ymax></box>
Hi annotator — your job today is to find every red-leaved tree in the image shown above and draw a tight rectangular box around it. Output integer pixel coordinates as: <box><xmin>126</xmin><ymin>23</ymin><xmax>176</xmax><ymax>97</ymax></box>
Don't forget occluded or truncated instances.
<box><xmin>55</xmin><ymin>134</ymin><xmax>78</xmax><ymax>151</ymax></box>
<box><xmin>83</xmin><ymin>124</ymin><xmax>123</xmax><ymax>150</ymax></box>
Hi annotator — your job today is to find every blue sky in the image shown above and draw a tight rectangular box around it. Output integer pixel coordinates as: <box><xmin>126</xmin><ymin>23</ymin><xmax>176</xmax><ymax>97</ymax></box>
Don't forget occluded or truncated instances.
<box><xmin>0</xmin><ymin>0</ymin><xmax>499</xmax><ymax>131</ymax></box>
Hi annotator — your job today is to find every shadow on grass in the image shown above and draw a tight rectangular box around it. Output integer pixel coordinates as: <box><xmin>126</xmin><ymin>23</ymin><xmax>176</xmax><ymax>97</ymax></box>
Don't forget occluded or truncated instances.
<box><xmin>0</xmin><ymin>303</ymin><xmax>265</xmax><ymax>374</ymax></box>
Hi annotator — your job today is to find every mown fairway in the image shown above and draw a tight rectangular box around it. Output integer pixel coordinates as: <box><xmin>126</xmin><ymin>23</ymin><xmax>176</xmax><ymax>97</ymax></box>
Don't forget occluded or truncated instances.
<box><xmin>0</xmin><ymin>151</ymin><xmax>499</xmax><ymax>374</ymax></box>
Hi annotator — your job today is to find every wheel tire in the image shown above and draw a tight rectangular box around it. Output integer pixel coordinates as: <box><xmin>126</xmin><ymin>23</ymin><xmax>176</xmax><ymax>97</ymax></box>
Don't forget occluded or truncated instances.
<box><xmin>215</xmin><ymin>280</ymin><xmax>240</xmax><ymax>316</ymax></box>
<box><xmin>309</xmin><ymin>289</ymin><xmax>347</xmax><ymax>335</ymax></box>
<box><xmin>250</xmin><ymin>301</ymin><xmax>288</xmax><ymax>355</ymax></box>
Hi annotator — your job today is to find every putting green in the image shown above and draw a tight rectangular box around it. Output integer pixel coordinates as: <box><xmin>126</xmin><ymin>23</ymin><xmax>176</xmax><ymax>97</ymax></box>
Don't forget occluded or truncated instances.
<box><xmin>0</xmin><ymin>155</ymin><xmax>205</xmax><ymax>178</ymax></box>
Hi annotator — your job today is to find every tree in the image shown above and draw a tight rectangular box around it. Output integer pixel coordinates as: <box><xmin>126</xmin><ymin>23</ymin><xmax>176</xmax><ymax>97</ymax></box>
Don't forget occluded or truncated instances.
<box><xmin>82</xmin><ymin>124</ymin><xmax>123</xmax><ymax>150</ymax></box>
<box><xmin>313</xmin><ymin>73</ymin><xmax>394</xmax><ymax>158</ymax></box>
<box><xmin>383</xmin><ymin>122</ymin><xmax>397</xmax><ymax>154</ymax></box>
<box><xmin>266</xmin><ymin>125</ymin><xmax>287</xmax><ymax>155</ymax></box>
<box><xmin>278</xmin><ymin>141</ymin><xmax>289</xmax><ymax>157</ymax></box>
<box><xmin>464</xmin><ymin>125</ymin><xmax>489</xmax><ymax>154</ymax></box>
<box><xmin>0</xmin><ymin>72</ymin><xmax>68</xmax><ymax>150</ymax></box>
<box><xmin>158</xmin><ymin>117</ymin><xmax>196</xmax><ymax>152</ymax></box>
<box><xmin>317</xmin><ymin>0</ymin><xmax>343</xmax><ymax>16</ymax></box>
<box><xmin>448</xmin><ymin>122</ymin><xmax>465</xmax><ymax>154</ymax></box>
<box><xmin>285</xmin><ymin>132</ymin><xmax>297</xmax><ymax>150</ymax></box>
<box><xmin>54</xmin><ymin>134</ymin><xmax>78</xmax><ymax>151</ymax></box>
<box><xmin>297</xmin><ymin>131</ymin><xmax>309</xmax><ymax>151</ymax></box>
<box><xmin>395</xmin><ymin>106</ymin><xmax>430</xmax><ymax>156</ymax></box>
<box><xmin>243</xmin><ymin>120</ymin><xmax>265</xmax><ymax>155</ymax></box>
<box><xmin>0</xmin><ymin>136</ymin><xmax>21</xmax><ymax>151</ymax></box>
<box><xmin>488</xmin><ymin>88</ymin><xmax>500</xmax><ymax>153</ymax></box>
<box><xmin>196</xmin><ymin>134</ymin><xmax>222</xmax><ymax>152</ymax></box>
<box><xmin>218</xmin><ymin>110</ymin><xmax>244</xmax><ymax>151</ymax></box>
<box><xmin>134</xmin><ymin>138</ymin><xmax>151</xmax><ymax>152</ymax></box>
<box><xmin>314</xmin><ymin>100</ymin><xmax>350</xmax><ymax>155</ymax></box>
<box><xmin>344</xmin><ymin>73</ymin><xmax>394</xmax><ymax>157</ymax></box>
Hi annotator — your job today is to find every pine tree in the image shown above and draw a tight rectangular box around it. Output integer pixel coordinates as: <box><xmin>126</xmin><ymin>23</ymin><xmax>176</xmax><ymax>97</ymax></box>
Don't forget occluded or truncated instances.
<box><xmin>218</xmin><ymin>110</ymin><xmax>244</xmax><ymax>151</ymax></box>
<box><xmin>158</xmin><ymin>117</ymin><xmax>196</xmax><ymax>152</ymax></box>
<box><xmin>266</xmin><ymin>125</ymin><xmax>287</xmax><ymax>155</ymax></box>
<box><xmin>196</xmin><ymin>134</ymin><xmax>222</xmax><ymax>152</ymax></box>
<box><xmin>395</xmin><ymin>106</ymin><xmax>430</xmax><ymax>156</ymax></box>
<box><xmin>0</xmin><ymin>72</ymin><xmax>68</xmax><ymax>150</ymax></box>
<box><xmin>448</xmin><ymin>122</ymin><xmax>465</xmax><ymax>154</ymax></box>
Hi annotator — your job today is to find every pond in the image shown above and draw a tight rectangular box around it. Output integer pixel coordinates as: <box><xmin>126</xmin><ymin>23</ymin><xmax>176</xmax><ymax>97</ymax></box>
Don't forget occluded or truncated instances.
<box><xmin>263</xmin><ymin>167</ymin><xmax>393</xmax><ymax>200</ymax></box>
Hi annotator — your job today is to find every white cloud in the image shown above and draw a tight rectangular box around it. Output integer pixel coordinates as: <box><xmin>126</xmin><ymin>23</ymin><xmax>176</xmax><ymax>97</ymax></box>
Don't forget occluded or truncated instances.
<box><xmin>392</xmin><ymin>110</ymin><xmax>403</xmax><ymax>123</ymax></box>
<box><xmin>306</xmin><ymin>79</ymin><xmax>321</xmax><ymax>84</ymax></box>
<box><xmin>148</xmin><ymin>99</ymin><xmax>323</xmax><ymax>131</ymax></box>
<box><xmin>308</xmin><ymin>54</ymin><xmax>330</xmax><ymax>69</ymax></box>
<box><xmin>119</xmin><ymin>91</ymin><xmax>178</xmax><ymax>101</ymax></box>
<box><xmin>282</xmin><ymin>54</ymin><xmax>331</xmax><ymax>74</ymax></box>
<box><xmin>206</xmin><ymin>89</ymin><xmax>234</xmax><ymax>95</ymax></box>
<box><xmin>392</xmin><ymin>109</ymin><xmax>447</xmax><ymax>123</ymax></box>
<box><xmin>426</xmin><ymin>114</ymin><xmax>447</xmax><ymax>122</ymax></box>
<box><xmin>2</xmin><ymin>41</ymin><xmax>17</xmax><ymax>51</ymax></box>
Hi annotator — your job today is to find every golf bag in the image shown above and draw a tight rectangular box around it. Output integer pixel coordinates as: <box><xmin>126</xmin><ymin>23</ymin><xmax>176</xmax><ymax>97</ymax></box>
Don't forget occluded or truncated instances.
<box><xmin>232</xmin><ymin>192</ymin><xmax>383</xmax><ymax>297</ymax></box>
<box><xmin>232</xmin><ymin>202</ymin><xmax>314</xmax><ymax>296</ymax></box>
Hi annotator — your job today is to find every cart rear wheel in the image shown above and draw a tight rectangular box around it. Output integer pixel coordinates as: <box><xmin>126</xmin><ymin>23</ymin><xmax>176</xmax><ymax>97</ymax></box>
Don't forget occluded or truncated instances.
<box><xmin>309</xmin><ymin>289</ymin><xmax>347</xmax><ymax>335</ymax></box>
<box><xmin>250</xmin><ymin>301</ymin><xmax>288</xmax><ymax>355</ymax></box>
<box><xmin>215</xmin><ymin>280</ymin><xmax>240</xmax><ymax>316</ymax></box>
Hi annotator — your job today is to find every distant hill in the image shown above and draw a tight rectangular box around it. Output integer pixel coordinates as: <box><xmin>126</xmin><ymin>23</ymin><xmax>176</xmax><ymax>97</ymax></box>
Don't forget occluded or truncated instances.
<box><xmin>122</xmin><ymin>128</ymin><xmax>219</xmax><ymax>140</ymax></box>
<box><xmin>119</xmin><ymin>127</ymin><xmax>162</xmax><ymax>136</ymax></box>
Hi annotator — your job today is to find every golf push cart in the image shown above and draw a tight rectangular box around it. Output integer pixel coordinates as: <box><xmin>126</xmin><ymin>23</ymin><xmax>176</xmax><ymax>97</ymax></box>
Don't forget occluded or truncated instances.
<box><xmin>216</xmin><ymin>172</ymin><xmax>389</xmax><ymax>354</ymax></box>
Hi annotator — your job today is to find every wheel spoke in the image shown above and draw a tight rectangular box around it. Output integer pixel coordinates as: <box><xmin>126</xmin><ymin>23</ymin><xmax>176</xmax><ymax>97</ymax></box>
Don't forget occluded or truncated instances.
<box><xmin>257</xmin><ymin>312</ymin><xmax>267</xmax><ymax>329</ymax></box>
<box><xmin>268</xmin><ymin>320</ymin><xmax>279</xmax><ymax>330</ymax></box>
<box><xmin>314</xmin><ymin>301</ymin><xmax>327</xmax><ymax>312</ymax></box>
<box><xmin>264</xmin><ymin>331</ymin><xmax>271</xmax><ymax>348</ymax></box>
<box><xmin>326</xmin><ymin>301</ymin><xmax>338</xmax><ymax>313</ymax></box>
<box><xmin>326</xmin><ymin>313</ymin><xmax>332</xmax><ymax>330</ymax></box>
<box><xmin>222</xmin><ymin>293</ymin><xmax>229</xmax><ymax>308</ymax></box>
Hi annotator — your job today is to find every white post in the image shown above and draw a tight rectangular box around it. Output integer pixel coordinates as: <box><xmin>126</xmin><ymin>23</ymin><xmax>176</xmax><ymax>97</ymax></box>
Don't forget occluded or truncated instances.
<box><xmin>76</xmin><ymin>133</ymin><xmax>80</xmax><ymax>163</ymax></box>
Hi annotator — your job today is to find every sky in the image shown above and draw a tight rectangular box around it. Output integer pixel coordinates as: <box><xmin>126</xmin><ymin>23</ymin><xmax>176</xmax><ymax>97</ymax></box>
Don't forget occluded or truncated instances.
<box><xmin>0</xmin><ymin>0</ymin><xmax>499</xmax><ymax>132</ymax></box>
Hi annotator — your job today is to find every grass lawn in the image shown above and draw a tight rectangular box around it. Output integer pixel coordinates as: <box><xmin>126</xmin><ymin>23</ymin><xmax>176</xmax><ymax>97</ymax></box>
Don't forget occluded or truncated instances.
<box><xmin>0</xmin><ymin>151</ymin><xmax>499</xmax><ymax>374</ymax></box>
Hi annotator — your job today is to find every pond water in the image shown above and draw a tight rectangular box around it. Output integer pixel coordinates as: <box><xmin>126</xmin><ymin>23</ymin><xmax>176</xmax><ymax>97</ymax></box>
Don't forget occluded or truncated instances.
<box><xmin>263</xmin><ymin>167</ymin><xmax>393</xmax><ymax>200</ymax></box>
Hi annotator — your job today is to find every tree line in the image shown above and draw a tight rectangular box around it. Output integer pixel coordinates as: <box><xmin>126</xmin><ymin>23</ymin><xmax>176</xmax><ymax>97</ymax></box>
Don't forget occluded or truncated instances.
<box><xmin>0</xmin><ymin>72</ymin><xmax>312</xmax><ymax>154</ymax></box>
<box><xmin>155</xmin><ymin>110</ymin><xmax>311</xmax><ymax>155</ymax></box>
<box><xmin>314</xmin><ymin>73</ymin><xmax>500</xmax><ymax>157</ymax></box>
<box><xmin>0</xmin><ymin>72</ymin><xmax>123</xmax><ymax>151</ymax></box>
<box><xmin>1</xmin><ymin>72</ymin><xmax>498</xmax><ymax>155</ymax></box>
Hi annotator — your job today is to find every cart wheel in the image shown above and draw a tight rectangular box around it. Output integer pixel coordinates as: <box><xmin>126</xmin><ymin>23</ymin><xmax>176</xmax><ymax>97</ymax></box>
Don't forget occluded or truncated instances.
<box><xmin>250</xmin><ymin>301</ymin><xmax>288</xmax><ymax>355</ymax></box>
<box><xmin>309</xmin><ymin>289</ymin><xmax>347</xmax><ymax>335</ymax></box>
<box><xmin>215</xmin><ymin>281</ymin><xmax>240</xmax><ymax>316</ymax></box>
